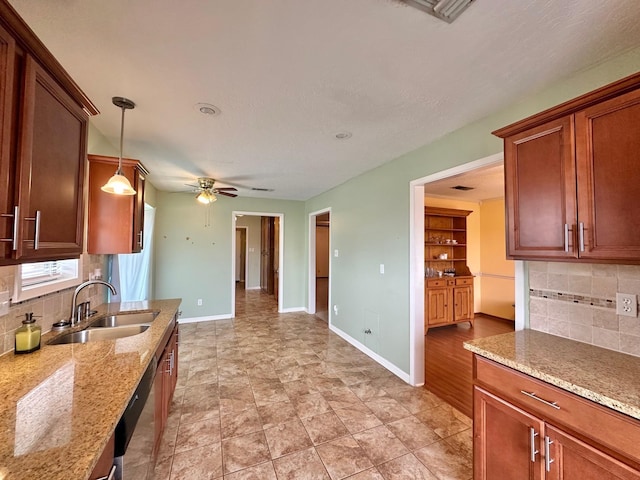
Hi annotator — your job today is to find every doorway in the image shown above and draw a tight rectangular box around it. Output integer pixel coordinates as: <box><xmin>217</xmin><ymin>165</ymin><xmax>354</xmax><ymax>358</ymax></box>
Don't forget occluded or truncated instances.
<box><xmin>235</xmin><ymin>226</ymin><xmax>248</xmax><ymax>290</ymax></box>
<box><xmin>308</xmin><ymin>208</ymin><xmax>331</xmax><ymax>321</ymax></box>
<box><xmin>231</xmin><ymin>212</ymin><xmax>284</xmax><ymax>317</ymax></box>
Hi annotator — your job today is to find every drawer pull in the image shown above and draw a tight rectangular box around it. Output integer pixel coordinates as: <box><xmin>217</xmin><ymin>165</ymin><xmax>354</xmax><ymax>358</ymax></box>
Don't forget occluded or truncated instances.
<box><xmin>529</xmin><ymin>427</ymin><xmax>539</xmax><ymax>462</ymax></box>
<box><xmin>544</xmin><ymin>436</ymin><xmax>555</xmax><ymax>472</ymax></box>
<box><xmin>520</xmin><ymin>390</ymin><xmax>560</xmax><ymax>410</ymax></box>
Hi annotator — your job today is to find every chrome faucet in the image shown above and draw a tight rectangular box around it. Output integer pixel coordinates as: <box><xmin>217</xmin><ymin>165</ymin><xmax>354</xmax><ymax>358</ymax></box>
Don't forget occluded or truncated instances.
<box><xmin>70</xmin><ymin>280</ymin><xmax>117</xmax><ymax>325</ymax></box>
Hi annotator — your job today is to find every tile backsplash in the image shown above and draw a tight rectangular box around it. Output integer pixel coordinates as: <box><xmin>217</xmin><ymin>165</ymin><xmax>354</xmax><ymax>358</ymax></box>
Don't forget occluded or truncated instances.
<box><xmin>528</xmin><ymin>261</ymin><xmax>640</xmax><ymax>356</ymax></box>
<box><xmin>0</xmin><ymin>254</ymin><xmax>107</xmax><ymax>356</ymax></box>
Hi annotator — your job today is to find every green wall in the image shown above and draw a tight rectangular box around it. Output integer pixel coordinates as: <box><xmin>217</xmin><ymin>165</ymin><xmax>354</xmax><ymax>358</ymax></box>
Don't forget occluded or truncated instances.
<box><xmin>154</xmin><ymin>191</ymin><xmax>305</xmax><ymax>319</ymax></box>
<box><xmin>305</xmin><ymin>47</ymin><xmax>640</xmax><ymax>375</ymax></box>
<box><xmin>150</xmin><ymin>47</ymin><xmax>640</xmax><ymax>375</ymax></box>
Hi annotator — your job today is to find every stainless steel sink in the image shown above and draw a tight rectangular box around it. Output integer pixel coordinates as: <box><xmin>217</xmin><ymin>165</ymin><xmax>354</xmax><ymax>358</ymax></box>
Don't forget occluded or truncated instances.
<box><xmin>48</xmin><ymin>325</ymin><xmax>150</xmax><ymax>345</ymax></box>
<box><xmin>88</xmin><ymin>311</ymin><xmax>158</xmax><ymax>328</ymax></box>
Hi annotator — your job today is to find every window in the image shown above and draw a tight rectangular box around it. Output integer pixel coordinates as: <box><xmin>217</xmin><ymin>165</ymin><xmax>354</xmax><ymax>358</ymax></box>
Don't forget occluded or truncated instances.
<box><xmin>13</xmin><ymin>258</ymin><xmax>82</xmax><ymax>303</ymax></box>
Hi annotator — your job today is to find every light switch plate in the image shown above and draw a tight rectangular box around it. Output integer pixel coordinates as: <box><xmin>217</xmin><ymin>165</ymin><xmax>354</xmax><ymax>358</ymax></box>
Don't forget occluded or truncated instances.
<box><xmin>0</xmin><ymin>290</ymin><xmax>9</xmax><ymax>316</ymax></box>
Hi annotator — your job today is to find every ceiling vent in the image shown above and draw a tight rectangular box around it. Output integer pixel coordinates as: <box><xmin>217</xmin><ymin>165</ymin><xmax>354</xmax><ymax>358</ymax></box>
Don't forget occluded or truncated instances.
<box><xmin>399</xmin><ymin>0</ymin><xmax>475</xmax><ymax>23</ymax></box>
<box><xmin>451</xmin><ymin>185</ymin><xmax>474</xmax><ymax>191</ymax></box>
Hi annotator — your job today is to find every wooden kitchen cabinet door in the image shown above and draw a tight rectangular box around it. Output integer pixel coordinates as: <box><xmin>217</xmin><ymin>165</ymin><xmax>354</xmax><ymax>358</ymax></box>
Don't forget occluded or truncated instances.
<box><xmin>14</xmin><ymin>55</ymin><xmax>86</xmax><ymax>260</ymax></box>
<box><xmin>474</xmin><ymin>386</ymin><xmax>545</xmax><ymax>480</ymax></box>
<box><xmin>545</xmin><ymin>425</ymin><xmax>640</xmax><ymax>480</ymax></box>
<box><xmin>503</xmin><ymin>116</ymin><xmax>576</xmax><ymax>260</ymax></box>
<box><xmin>0</xmin><ymin>23</ymin><xmax>15</xmax><ymax>261</ymax></box>
<box><xmin>575</xmin><ymin>89</ymin><xmax>640</xmax><ymax>262</ymax></box>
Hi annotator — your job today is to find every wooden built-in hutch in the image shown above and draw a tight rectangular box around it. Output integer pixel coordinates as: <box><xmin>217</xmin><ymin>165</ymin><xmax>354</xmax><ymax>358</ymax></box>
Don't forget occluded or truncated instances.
<box><xmin>424</xmin><ymin>206</ymin><xmax>474</xmax><ymax>332</ymax></box>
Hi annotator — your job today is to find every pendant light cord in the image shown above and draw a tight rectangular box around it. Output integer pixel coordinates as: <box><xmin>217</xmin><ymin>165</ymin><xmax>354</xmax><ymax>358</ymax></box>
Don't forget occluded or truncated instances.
<box><xmin>117</xmin><ymin>104</ymin><xmax>125</xmax><ymax>175</ymax></box>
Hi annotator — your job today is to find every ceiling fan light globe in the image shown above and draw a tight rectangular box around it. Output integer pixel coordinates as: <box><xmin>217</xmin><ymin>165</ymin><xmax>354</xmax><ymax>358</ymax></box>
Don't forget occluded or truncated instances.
<box><xmin>101</xmin><ymin>173</ymin><xmax>136</xmax><ymax>195</ymax></box>
<box><xmin>196</xmin><ymin>191</ymin><xmax>216</xmax><ymax>204</ymax></box>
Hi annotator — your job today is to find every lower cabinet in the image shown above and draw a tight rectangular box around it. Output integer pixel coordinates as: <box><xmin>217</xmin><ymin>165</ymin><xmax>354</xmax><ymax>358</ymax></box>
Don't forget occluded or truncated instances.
<box><xmin>473</xmin><ymin>356</ymin><xmax>640</xmax><ymax>480</ymax></box>
<box><xmin>153</xmin><ymin>324</ymin><xmax>178</xmax><ymax>455</ymax></box>
<box><xmin>425</xmin><ymin>276</ymin><xmax>474</xmax><ymax>331</ymax></box>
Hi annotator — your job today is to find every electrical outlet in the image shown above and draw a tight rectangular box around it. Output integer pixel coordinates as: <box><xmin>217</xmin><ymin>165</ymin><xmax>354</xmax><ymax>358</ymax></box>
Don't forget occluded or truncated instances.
<box><xmin>197</xmin><ymin>299</ymin><xmax>203</xmax><ymax>306</ymax></box>
<box><xmin>334</xmin><ymin>249</ymin><xmax>339</xmax><ymax>257</ymax></box>
<box><xmin>379</xmin><ymin>264</ymin><xmax>384</xmax><ymax>274</ymax></box>
<box><xmin>616</xmin><ymin>293</ymin><xmax>637</xmax><ymax>317</ymax></box>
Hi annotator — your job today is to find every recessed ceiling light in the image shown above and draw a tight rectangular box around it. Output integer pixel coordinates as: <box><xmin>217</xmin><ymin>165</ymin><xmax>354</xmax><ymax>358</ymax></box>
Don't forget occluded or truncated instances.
<box><xmin>335</xmin><ymin>131</ymin><xmax>352</xmax><ymax>140</ymax></box>
<box><xmin>194</xmin><ymin>103</ymin><xmax>221</xmax><ymax>117</ymax></box>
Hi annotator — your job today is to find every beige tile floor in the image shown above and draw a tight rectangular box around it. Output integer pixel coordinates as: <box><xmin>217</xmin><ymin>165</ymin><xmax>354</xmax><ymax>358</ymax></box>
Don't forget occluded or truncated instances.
<box><xmin>151</xmin><ymin>289</ymin><xmax>472</xmax><ymax>480</ymax></box>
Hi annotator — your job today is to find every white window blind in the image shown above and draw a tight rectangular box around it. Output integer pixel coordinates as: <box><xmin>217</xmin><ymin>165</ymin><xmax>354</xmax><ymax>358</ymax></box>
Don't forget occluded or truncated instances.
<box><xmin>13</xmin><ymin>258</ymin><xmax>82</xmax><ymax>302</ymax></box>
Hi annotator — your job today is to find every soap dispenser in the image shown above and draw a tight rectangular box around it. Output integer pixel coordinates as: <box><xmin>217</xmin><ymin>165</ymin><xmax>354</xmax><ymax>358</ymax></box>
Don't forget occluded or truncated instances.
<box><xmin>15</xmin><ymin>313</ymin><xmax>41</xmax><ymax>354</ymax></box>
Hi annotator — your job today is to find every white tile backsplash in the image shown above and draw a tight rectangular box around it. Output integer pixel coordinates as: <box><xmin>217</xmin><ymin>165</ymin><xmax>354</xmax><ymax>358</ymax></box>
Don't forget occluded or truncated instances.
<box><xmin>528</xmin><ymin>261</ymin><xmax>640</xmax><ymax>356</ymax></box>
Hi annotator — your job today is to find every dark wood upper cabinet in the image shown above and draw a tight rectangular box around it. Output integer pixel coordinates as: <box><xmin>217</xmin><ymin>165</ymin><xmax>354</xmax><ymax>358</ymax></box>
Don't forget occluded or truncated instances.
<box><xmin>87</xmin><ymin>155</ymin><xmax>148</xmax><ymax>254</ymax></box>
<box><xmin>0</xmin><ymin>2</ymin><xmax>96</xmax><ymax>264</ymax></box>
<box><xmin>503</xmin><ymin>116</ymin><xmax>576</xmax><ymax>259</ymax></box>
<box><xmin>495</xmin><ymin>71</ymin><xmax>640</xmax><ymax>263</ymax></box>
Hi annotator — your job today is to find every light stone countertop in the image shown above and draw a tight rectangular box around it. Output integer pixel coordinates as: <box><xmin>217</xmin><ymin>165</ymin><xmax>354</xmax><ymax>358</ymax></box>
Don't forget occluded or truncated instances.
<box><xmin>464</xmin><ymin>330</ymin><xmax>640</xmax><ymax>420</ymax></box>
<box><xmin>0</xmin><ymin>298</ymin><xmax>181</xmax><ymax>480</ymax></box>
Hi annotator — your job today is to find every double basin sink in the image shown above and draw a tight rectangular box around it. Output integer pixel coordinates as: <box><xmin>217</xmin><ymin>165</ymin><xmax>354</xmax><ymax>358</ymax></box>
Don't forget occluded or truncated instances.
<box><xmin>48</xmin><ymin>311</ymin><xmax>159</xmax><ymax>345</ymax></box>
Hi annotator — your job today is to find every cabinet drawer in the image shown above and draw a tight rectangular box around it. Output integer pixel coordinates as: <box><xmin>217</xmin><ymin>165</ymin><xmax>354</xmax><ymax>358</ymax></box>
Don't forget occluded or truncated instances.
<box><xmin>474</xmin><ymin>356</ymin><xmax>640</xmax><ymax>466</ymax></box>
<box><xmin>426</xmin><ymin>279</ymin><xmax>447</xmax><ymax>287</ymax></box>
<box><xmin>455</xmin><ymin>277</ymin><xmax>473</xmax><ymax>286</ymax></box>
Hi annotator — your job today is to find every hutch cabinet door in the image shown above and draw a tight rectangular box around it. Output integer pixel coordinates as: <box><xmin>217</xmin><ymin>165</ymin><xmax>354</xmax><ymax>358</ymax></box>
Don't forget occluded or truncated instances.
<box><xmin>15</xmin><ymin>56</ymin><xmax>86</xmax><ymax>260</ymax></box>
<box><xmin>474</xmin><ymin>386</ymin><xmax>545</xmax><ymax>480</ymax></box>
<box><xmin>426</xmin><ymin>287</ymin><xmax>449</xmax><ymax>326</ymax></box>
<box><xmin>504</xmin><ymin>116</ymin><xmax>576</xmax><ymax>260</ymax></box>
<box><xmin>575</xmin><ymin>89</ymin><xmax>640</xmax><ymax>262</ymax></box>
<box><xmin>453</xmin><ymin>285</ymin><xmax>473</xmax><ymax>322</ymax></box>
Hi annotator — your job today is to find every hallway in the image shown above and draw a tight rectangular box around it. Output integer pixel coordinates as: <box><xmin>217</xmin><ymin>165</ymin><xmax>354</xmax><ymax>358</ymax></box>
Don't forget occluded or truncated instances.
<box><xmin>151</xmin><ymin>289</ymin><xmax>472</xmax><ymax>479</ymax></box>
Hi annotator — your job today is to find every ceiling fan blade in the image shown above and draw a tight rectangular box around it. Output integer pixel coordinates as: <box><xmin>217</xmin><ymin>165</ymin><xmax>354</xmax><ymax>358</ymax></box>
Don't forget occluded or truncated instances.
<box><xmin>216</xmin><ymin>191</ymin><xmax>237</xmax><ymax>198</ymax></box>
<box><xmin>215</xmin><ymin>187</ymin><xmax>238</xmax><ymax>192</ymax></box>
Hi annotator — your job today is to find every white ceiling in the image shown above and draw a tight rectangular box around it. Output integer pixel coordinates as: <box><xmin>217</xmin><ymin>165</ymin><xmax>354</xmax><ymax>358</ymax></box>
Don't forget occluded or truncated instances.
<box><xmin>424</xmin><ymin>164</ymin><xmax>504</xmax><ymax>202</ymax></box>
<box><xmin>9</xmin><ymin>0</ymin><xmax>640</xmax><ymax>200</ymax></box>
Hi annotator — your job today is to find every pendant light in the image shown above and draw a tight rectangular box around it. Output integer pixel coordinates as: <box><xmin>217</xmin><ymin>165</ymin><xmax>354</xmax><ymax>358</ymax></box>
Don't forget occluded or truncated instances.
<box><xmin>101</xmin><ymin>97</ymin><xmax>137</xmax><ymax>195</ymax></box>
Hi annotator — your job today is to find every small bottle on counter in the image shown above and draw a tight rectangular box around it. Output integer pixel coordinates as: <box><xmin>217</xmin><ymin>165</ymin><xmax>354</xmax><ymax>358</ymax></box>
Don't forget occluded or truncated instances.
<box><xmin>15</xmin><ymin>313</ymin><xmax>41</xmax><ymax>354</ymax></box>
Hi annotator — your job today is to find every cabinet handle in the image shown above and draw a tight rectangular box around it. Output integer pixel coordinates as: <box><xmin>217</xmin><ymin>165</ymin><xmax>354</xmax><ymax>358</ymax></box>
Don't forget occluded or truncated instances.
<box><xmin>520</xmin><ymin>390</ymin><xmax>560</xmax><ymax>410</ymax></box>
<box><xmin>544</xmin><ymin>436</ymin><xmax>555</xmax><ymax>472</ymax></box>
<box><xmin>579</xmin><ymin>222</ymin><xmax>585</xmax><ymax>252</ymax></box>
<box><xmin>165</xmin><ymin>355</ymin><xmax>172</xmax><ymax>375</ymax></box>
<box><xmin>0</xmin><ymin>206</ymin><xmax>19</xmax><ymax>250</ymax></box>
<box><xmin>96</xmin><ymin>465</ymin><xmax>117</xmax><ymax>480</ymax></box>
<box><xmin>564</xmin><ymin>223</ymin><xmax>569</xmax><ymax>252</ymax></box>
<box><xmin>138</xmin><ymin>230</ymin><xmax>143</xmax><ymax>248</ymax></box>
<box><xmin>25</xmin><ymin>210</ymin><xmax>41</xmax><ymax>250</ymax></box>
<box><xmin>529</xmin><ymin>427</ymin><xmax>539</xmax><ymax>463</ymax></box>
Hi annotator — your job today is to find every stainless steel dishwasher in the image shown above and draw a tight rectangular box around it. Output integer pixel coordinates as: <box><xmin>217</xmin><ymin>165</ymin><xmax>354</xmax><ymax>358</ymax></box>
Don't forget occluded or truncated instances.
<box><xmin>114</xmin><ymin>358</ymin><xmax>156</xmax><ymax>480</ymax></box>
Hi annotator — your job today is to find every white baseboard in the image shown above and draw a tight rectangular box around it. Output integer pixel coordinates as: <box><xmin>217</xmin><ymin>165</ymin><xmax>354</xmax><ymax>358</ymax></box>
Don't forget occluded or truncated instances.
<box><xmin>280</xmin><ymin>307</ymin><xmax>306</xmax><ymax>313</ymax></box>
<box><xmin>328</xmin><ymin>324</ymin><xmax>411</xmax><ymax>384</ymax></box>
<box><xmin>179</xmin><ymin>313</ymin><xmax>233</xmax><ymax>324</ymax></box>
<box><xmin>246</xmin><ymin>286</ymin><xmax>261</xmax><ymax>290</ymax></box>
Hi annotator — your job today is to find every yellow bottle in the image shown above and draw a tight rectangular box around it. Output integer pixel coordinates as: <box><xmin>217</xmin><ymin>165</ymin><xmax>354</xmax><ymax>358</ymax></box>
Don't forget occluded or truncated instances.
<box><xmin>15</xmin><ymin>313</ymin><xmax>41</xmax><ymax>354</ymax></box>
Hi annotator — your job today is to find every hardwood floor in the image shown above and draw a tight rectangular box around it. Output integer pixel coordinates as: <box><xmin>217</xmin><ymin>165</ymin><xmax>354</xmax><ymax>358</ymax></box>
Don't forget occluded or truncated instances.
<box><xmin>424</xmin><ymin>314</ymin><xmax>514</xmax><ymax>418</ymax></box>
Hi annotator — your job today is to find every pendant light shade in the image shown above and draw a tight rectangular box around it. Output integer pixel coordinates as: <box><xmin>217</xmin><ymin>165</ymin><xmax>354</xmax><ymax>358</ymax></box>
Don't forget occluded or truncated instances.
<box><xmin>101</xmin><ymin>97</ymin><xmax>137</xmax><ymax>195</ymax></box>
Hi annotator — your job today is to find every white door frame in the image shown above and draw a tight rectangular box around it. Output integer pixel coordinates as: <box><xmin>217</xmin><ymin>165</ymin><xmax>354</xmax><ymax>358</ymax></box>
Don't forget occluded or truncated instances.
<box><xmin>235</xmin><ymin>226</ymin><xmax>249</xmax><ymax>284</ymax></box>
<box><xmin>231</xmin><ymin>211</ymin><xmax>284</xmax><ymax>316</ymax></box>
<box><xmin>408</xmin><ymin>153</ymin><xmax>511</xmax><ymax>386</ymax></box>
<box><xmin>308</xmin><ymin>208</ymin><xmax>331</xmax><ymax>320</ymax></box>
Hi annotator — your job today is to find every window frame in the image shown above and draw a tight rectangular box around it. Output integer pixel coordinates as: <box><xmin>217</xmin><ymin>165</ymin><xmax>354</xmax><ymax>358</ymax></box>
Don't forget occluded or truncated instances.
<box><xmin>13</xmin><ymin>257</ymin><xmax>83</xmax><ymax>303</ymax></box>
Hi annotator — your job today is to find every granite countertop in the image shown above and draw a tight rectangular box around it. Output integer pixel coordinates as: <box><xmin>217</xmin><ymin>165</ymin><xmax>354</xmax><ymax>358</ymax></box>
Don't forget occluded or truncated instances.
<box><xmin>464</xmin><ymin>330</ymin><xmax>640</xmax><ymax>421</ymax></box>
<box><xmin>0</xmin><ymin>298</ymin><xmax>181</xmax><ymax>480</ymax></box>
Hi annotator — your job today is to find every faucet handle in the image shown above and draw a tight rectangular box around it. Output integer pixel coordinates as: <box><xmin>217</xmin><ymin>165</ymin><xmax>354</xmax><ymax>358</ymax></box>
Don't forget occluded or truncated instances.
<box><xmin>76</xmin><ymin>302</ymin><xmax>87</xmax><ymax>324</ymax></box>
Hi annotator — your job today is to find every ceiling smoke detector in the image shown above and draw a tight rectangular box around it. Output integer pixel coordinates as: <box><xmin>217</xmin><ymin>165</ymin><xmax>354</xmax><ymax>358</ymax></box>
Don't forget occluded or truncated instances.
<box><xmin>399</xmin><ymin>0</ymin><xmax>475</xmax><ymax>23</ymax></box>
<box><xmin>194</xmin><ymin>103</ymin><xmax>221</xmax><ymax>117</ymax></box>
<box><xmin>451</xmin><ymin>185</ymin><xmax>475</xmax><ymax>191</ymax></box>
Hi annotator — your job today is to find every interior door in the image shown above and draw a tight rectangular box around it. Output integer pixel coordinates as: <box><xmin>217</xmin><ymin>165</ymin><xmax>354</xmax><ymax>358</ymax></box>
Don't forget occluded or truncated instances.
<box><xmin>273</xmin><ymin>217</ymin><xmax>279</xmax><ymax>302</ymax></box>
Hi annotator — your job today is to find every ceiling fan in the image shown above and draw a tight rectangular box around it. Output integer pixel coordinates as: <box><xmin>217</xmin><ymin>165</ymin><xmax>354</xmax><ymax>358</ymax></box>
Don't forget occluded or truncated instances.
<box><xmin>186</xmin><ymin>177</ymin><xmax>238</xmax><ymax>204</ymax></box>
